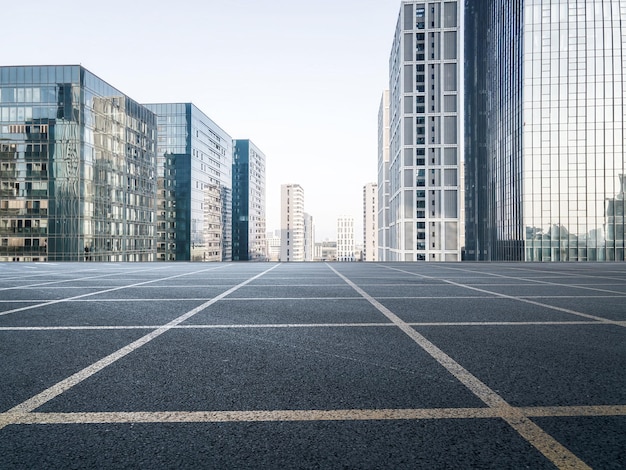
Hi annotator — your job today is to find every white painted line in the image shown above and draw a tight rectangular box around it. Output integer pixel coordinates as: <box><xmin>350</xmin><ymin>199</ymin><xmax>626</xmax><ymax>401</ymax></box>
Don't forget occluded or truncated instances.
<box><xmin>0</xmin><ymin>321</ymin><xmax>602</xmax><ymax>332</ymax></box>
<box><xmin>0</xmin><ymin>265</ymin><xmax>234</xmax><ymax>317</ymax></box>
<box><xmin>2</xmin><ymin>404</ymin><xmax>624</xmax><ymax>427</ymax></box>
<box><xmin>0</xmin><ymin>264</ymin><xmax>281</xmax><ymax>431</ymax></box>
<box><xmin>0</xmin><ymin>323</ymin><xmax>395</xmax><ymax>331</ymax></box>
<box><xmin>327</xmin><ymin>264</ymin><xmax>592</xmax><ymax>470</ymax></box>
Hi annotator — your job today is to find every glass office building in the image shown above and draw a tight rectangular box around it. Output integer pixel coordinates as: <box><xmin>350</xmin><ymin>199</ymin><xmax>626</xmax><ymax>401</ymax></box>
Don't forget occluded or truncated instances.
<box><xmin>465</xmin><ymin>0</ymin><xmax>626</xmax><ymax>261</ymax></box>
<box><xmin>144</xmin><ymin>103</ymin><xmax>232</xmax><ymax>261</ymax></box>
<box><xmin>387</xmin><ymin>1</ymin><xmax>463</xmax><ymax>262</ymax></box>
<box><xmin>0</xmin><ymin>65</ymin><xmax>157</xmax><ymax>261</ymax></box>
<box><xmin>232</xmin><ymin>139</ymin><xmax>266</xmax><ymax>261</ymax></box>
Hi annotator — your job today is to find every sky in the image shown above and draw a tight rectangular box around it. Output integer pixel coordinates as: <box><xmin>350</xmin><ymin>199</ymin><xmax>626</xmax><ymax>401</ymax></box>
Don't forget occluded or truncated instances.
<box><xmin>1</xmin><ymin>0</ymin><xmax>400</xmax><ymax>242</ymax></box>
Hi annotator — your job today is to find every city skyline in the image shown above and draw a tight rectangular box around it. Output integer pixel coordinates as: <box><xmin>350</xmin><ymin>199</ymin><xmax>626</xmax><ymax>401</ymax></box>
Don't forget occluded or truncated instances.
<box><xmin>0</xmin><ymin>0</ymin><xmax>399</xmax><ymax>242</ymax></box>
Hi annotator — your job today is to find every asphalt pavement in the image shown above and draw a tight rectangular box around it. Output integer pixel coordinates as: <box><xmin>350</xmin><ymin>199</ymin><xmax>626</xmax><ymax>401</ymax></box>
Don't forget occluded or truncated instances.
<box><xmin>0</xmin><ymin>261</ymin><xmax>625</xmax><ymax>469</ymax></box>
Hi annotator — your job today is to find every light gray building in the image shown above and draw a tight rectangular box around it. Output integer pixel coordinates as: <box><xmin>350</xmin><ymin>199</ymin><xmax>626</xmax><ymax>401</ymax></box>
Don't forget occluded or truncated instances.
<box><xmin>377</xmin><ymin>90</ymin><xmax>391</xmax><ymax>261</ymax></box>
<box><xmin>363</xmin><ymin>182</ymin><xmax>378</xmax><ymax>261</ymax></box>
<box><xmin>280</xmin><ymin>183</ymin><xmax>305</xmax><ymax>261</ymax></box>
<box><xmin>387</xmin><ymin>1</ymin><xmax>463</xmax><ymax>261</ymax></box>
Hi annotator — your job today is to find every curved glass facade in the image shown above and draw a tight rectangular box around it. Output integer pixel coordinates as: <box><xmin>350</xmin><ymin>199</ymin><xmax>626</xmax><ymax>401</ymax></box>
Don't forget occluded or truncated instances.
<box><xmin>466</xmin><ymin>0</ymin><xmax>626</xmax><ymax>261</ymax></box>
<box><xmin>0</xmin><ymin>65</ymin><xmax>157</xmax><ymax>261</ymax></box>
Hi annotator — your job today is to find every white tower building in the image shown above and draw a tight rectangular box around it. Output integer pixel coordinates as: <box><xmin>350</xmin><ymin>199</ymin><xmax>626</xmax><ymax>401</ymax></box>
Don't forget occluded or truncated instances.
<box><xmin>337</xmin><ymin>216</ymin><xmax>355</xmax><ymax>262</ymax></box>
<box><xmin>280</xmin><ymin>184</ymin><xmax>305</xmax><ymax>261</ymax></box>
<box><xmin>388</xmin><ymin>1</ymin><xmax>462</xmax><ymax>261</ymax></box>
<box><xmin>377</xmin><ymin>90</ymin><xmax>391</xmax><ymax>261</ymax></box>
<box><xmin>363</xmin><ymin>183</ymin><xmax>378</xmax><ymax>261</ymax></box>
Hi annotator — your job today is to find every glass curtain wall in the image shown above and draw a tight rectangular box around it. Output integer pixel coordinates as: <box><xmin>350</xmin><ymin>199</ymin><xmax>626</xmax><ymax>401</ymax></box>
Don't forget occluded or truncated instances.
<box><xmin>0</xmin><ymin>65</ymin><xmax>157</xmax><ymax>262</ymax></box>
<box><xmin>145</xmin><ymin>103</ymin><xmax>233</xmax><ymax>261</ymax></box>
<box><xmin>470</xmin><ymin>0</ymin><xmax>626</xmax><ymax>261</ymax></box>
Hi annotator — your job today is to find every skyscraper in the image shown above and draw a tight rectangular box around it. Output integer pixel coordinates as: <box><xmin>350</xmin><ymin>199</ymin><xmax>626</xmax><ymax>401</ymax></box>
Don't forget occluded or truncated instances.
<box><xmin>0</xmin><ymin>65</ymin><xmax>157</xmax><ymax>262</ymax></box>
<box><xmin>377</xmin><ymin>90</ymin><xmax>391</xmax><ymax>261</ymax></box>
<box><xmin>386</xmin><ymin>1</ymin><xmax>463</xmax><ymax>262</ymax></box>
<box><xmin>280</xmin><ymin>183</ymin><xmax>305</xmax><ymax>262</ymax></box>
<box><xmin>232</xmin><ymin>139</ymin><xmax>266</xmax><ymax>261</ymax></box>
<box><xmin>304</xmin><ymin>212</ymin><xmax>314</xmax><ymax>262</ymax></box>
<box><xmin>144</xmin><ymin>103</ymin><xmax>232</xmax><ymax>262</ymax></box>
<box><xmin>465</xmin><ymin>0</ymin><xmax>626</xmax><ymax>261</ymax></box>
<box><xmin>363</xmin><ymin>182</ymin><xmax>378</xmax><ymax>261</ymax></box>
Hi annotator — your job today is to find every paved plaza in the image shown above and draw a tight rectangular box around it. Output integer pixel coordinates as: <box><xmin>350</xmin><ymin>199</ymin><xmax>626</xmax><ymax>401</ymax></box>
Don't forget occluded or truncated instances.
<box><xmin>0</xmin><ymin>262</ymin><xmax>625</xmax><ymax>469</ymax></box>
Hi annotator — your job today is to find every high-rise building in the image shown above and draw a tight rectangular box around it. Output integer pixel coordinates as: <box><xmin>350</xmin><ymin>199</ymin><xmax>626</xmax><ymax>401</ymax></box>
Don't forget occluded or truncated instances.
<box><xmin>363</xmin><ymin>182</ymin><xmax>378</xmax><ymax>261</ymax></box>
<box><xmin>377</xmin><ymin>90</ymin><xmax>391</xmax><ymax>261</ymax></box>
<box><xmin>280</xmin><ymin>183</ymin><xmax>305</xmax><ymax>262</ymax></box>
<box><xmin>0</xmin><ymin>65</ymin><xmax>157</xmax><ymax>262</ymax></box>
<box><xmin>465</xmin><ymin>0</ymin><xmax>626</xmax><ymax>261</ymax></box>
<box><xmin>387</xmin><ymin>1</ymin><xmax>463</xmax><ymax>261</ymax></box>
<box><xmin>337</xmin><ymin>216</ymin><xmax>355</xmax><ymax>262</ymax></box>
<box><xmin>304</xmin><ymin>212</ymin><xmax>314</xmax><ymax>262</ymax></box>
<box><xmin>144</xmin><ymin>103</ymin><xmax>232</xmax><ymax>262</ymax></box>
<box><xmin>232</xmin><ymin>139</ymin><xmax>266</xmax><ymax>261</ymax></box>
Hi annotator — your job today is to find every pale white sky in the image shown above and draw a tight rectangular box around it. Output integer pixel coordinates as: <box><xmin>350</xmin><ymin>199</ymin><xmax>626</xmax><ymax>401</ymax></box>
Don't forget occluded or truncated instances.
<box><xmin>2</xmin><ymin>0</ymin><xmax>400</xmax><ymax>242</ymax></box>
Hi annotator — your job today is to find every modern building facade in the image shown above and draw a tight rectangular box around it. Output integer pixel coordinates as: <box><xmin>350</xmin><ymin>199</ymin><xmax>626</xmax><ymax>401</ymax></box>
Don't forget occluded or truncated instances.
<box><xmin>304</xmin><ymin>212</ymin><xmax>314</xmax><ymax>261</ymax></box>
<box><xmin>280</xmin><ymin>183</ymin><xmax>305</xmax><ymax>261</ymax></box>
<box><xmin>337</xmin><ymin>216</ymin><xmax>355</xmax><ymax>262</ymax></box>
<box><xmin>144</xmin><ymin>103</ymin><xmax>232</xmax><ymax>262</ymax></box>
<box><xmin>266</xmin><ymin>229</ymin><xmax>281</xmax><ymax>261</ymax></box>
<box><xmin>377</xmin><ymin>90</ymin><xmax>391</xmax><ymax>261</ymax></box>
<box><xmin>0</xmin><ymin>65</ymin><xmax>157</xmax><ymax>262</ymax></box>
<box><xmin>232</xmin><ymin>139</ymin><xmax>266</xmax><ymax>261</ymax></box>
<box><xmin>386</xmin><ymin>1</ymin><xmax>463</xmax><ymax>261</ymax></box>
<box><xmin>314</xmin><ymin>241</ymin><xmax>337</xmax><ymax>262</ymax></box>
<box><xmin>465</xmin><ymin>0</ymin><xmax>626</xmax><ymax>261</ymax></box>
<box><xmin>363</xmin><ymin>182</ymin><xmax>378</xmax><ymax>261</ymax></box>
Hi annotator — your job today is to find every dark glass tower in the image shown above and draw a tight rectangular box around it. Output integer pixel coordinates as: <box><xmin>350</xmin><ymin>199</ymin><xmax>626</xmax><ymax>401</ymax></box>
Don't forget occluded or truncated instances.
<box><xmin>465</xmin><ymin>0</ymin><xmax>626</xmax><ymax>261</ymax></box>
<box><xmin>144</xmin><ymin>103</ymin><xmax>232</xmax><ymax>261</ymax></box>
<box><xmin>232</xmin><ymin>139</ymin><xmax>266</xmax><ymax>261</ymax></box>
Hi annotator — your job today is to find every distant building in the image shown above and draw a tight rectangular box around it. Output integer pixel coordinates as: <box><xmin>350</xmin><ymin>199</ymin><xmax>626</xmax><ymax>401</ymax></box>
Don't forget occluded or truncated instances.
<box><xmin>232</xmin><ymin>139</ymin><xmax>266</xmax><ymax>261</ymax></box>
<box><xmin>280</xmin><ymin>183</ymin><xmax>305</xmax><ymax>261</ymax></box>
<box><xmin>304</xmin><ymin>212</ymin><xmax>314</xmax><ymax>261</ymax></box>
<box><xmin>266</xmin><ymin>229</ymin><xmax>281</xmax><ymax>262</ymax></box>
<box><xmin>377</xmin><ymin>90</ymin><xmax>391</xmax><ymax>261</ymax></box>
<box><xmin>144</xmin><ymin>103</ymin><xmax>232</xmax><ymax>261</ymax></box>
<box><xmin>386</xmin><ymin>1</ymin><xmax>463</xmax><ymax>261</ymax></box>
<box><xmin>314</xmin><ymin>240</ymin><xmax>337</xmax><ymax>262</ymax></box>
<box><xmin>337</xmin><ymin>216</ymin><xmax>355</xmax><ymax>262</ymax></box>
<box><xmin>363</xmin><ymin>182</ymin><xmax>378</xmax><ymax>261</ymax></box>
<box><xmin>0</xmin><ymin>65</ymin><xmax>157</xmax><ymax>262</ymax></box>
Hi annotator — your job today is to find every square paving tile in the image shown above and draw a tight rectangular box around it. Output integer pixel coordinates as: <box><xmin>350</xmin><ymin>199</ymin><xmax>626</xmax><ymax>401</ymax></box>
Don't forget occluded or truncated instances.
<box><xmin>530</xmin><ymin>416</ymin><xmax>626</xmax><ymax>470</ymax></box>
<box><xmin>0</xmin><ymin>419</ymin><xmax>556</xmax><ymax>469</ymax></box>
<box><xmin>0</xmin><ymin>300</ymin><xmax>207</xmax><ymax>328</ymax></box>
<box><xmin>224</xmin><ymin>285</ymin><xmax>361</xmax><ymax>299</ymax></box>
<box><xmin>0</xmin><ymin>330</ymin><xmax>147</xmax><ymax>412</ymax></box>
<box><xmin>361</xmin><ymin>284</ymin><xmax>495</xmax><ymax>298</ymax></box>
<box><xmin>185</xmin><ymin>298</ymin><xmax>390</xmax><ymax>325</ymax></box>
<box><xmin>417</xmin><ymin>324</ymin><xmax>626</xmax><ymax>407</ymax></box>
<box><xmin>36</xmin><ymin>327</ymin><xmax>486</xmax><ymax>412</ymax></box>
<box><xmin>379</xmin><ymin>297</ymin><xmax>587</xmax><ymax>323</ymax></box>
<box><xmin>534</xmin><ymin>297</ymin><xmax>626</xmax><ymax>321</ymax></box>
